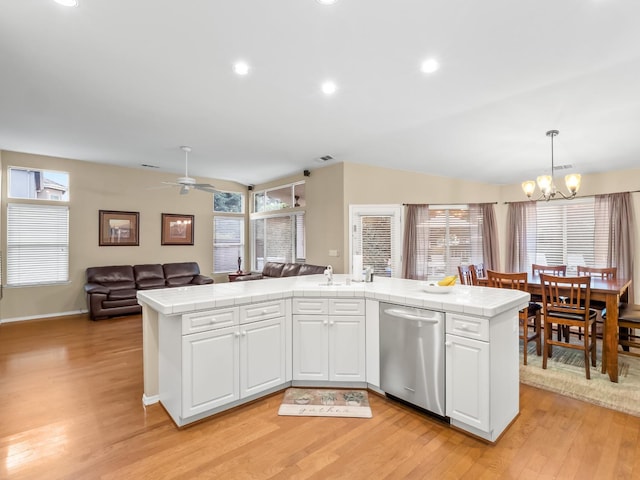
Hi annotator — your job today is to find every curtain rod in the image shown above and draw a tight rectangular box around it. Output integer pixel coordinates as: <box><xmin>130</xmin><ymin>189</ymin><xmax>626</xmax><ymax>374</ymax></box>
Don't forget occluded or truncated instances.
<box><xmin>402</xmin><ymin>202</ymin><xmax>498</xmax><ymax>206</ymax></box>
<box><xmin>503</xmin><ymin>189</ymin><xmax>640</xmax><ymax>204</ymax></box>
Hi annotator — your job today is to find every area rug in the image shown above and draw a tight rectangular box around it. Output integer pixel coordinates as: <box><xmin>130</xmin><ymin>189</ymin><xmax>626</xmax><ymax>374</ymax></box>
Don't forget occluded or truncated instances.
<box><xmin>519</xmin><ymin>341</ymin><xmax>640</xmax><ymax>417</ymax></box>
<box><xmin>278</xmin><ymin>388</ymin><xmax>372</xmax><ymax>418</ymax></box>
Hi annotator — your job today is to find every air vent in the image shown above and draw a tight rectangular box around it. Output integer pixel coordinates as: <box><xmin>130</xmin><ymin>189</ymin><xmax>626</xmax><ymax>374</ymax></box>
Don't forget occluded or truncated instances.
<box><xmin>141</xmin><ymin>164</ymin><xmax>160</xmax><ymax>168</ymax></box>
<box><xmin>553</xmin><ymin>164</ymin><xmax>573</xmax><ymax>170</ymax></box>
<box><xmin>316</xmin><ymin>155</ymin><xmax>334</xmax><ymax>163</ymax></box>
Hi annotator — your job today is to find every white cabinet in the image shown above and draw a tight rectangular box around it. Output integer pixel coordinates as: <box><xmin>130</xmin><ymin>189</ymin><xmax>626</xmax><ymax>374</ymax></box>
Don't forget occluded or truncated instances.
<box><xmin>160</xmin><ymin>300</ymin><xmax>289</xmax><ymax>426</ymax></box>
<box><xmin>240</xmin><ymin>316</ymin><xmax>286</xmax><ymax>398</ymax></box>
<box><xmin>183</xmin><ymin>325</ymin><xmax>240</xmax><ymax>417</ymax></box>
<box><xmin>292</xmin><ymin>298</ymin><xmax>366</xmax><ymax>383</ymax></box>
<box><xmin>445</xmin><ymin>310</ymin><xmax>519</xmax><ymax>442</ymax></box>
<box><xmin>445</xmin><ymin>332</ymin><xmax>490</xmax><ymax>431</ymax></box>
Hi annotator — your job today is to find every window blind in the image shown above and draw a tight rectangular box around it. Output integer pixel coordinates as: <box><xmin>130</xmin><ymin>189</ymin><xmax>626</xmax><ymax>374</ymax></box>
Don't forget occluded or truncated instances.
<box><xmin>7</xmin><ymin>203</ymin><xmax>69</xmax><ymax>286</ymax></box>
<box><xmin>526</xmin><ymin>198</ymin><xmax>607</xmax><ymax>275</ymax></box>
<box><xmin>214</xmin><ymin>217</ymin><xmax>244</xmax><ymax>273</ymax></box>
<box><xmin>425</xmin><ymin>207</ymin><xmax>484</xmax><ymax>280</ymax></box>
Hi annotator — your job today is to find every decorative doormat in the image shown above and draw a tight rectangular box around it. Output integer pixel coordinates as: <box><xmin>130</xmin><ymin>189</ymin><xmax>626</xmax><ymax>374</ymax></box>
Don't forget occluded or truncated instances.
<box><xmin>278</xmin><ymin>388</ymin><xmax>372</xmax><ymax>418</ymax></box>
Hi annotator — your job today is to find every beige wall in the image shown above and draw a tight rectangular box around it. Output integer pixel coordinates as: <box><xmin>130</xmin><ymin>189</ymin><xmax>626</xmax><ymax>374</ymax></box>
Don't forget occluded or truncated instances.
<box><xmin>0</xmin><ymin>151</ymin><xmax>247</xmax><ymax>321</ymax></box>
<box><xmin>2</xmin><ymin>150</ymin><xmax>638</xmax><ymax>321</ymax></box>
<box><xmin>250</xmin><ymin>163</ymin><xmax>345</xmax><ymax>271</ymax></box>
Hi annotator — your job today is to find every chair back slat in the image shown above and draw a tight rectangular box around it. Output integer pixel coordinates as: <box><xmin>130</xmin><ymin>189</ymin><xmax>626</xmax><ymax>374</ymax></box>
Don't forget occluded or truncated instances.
<box><xmin>532</xmin><ymin>264</ymin><xmax>567</xmax><ymax>276</ymax></box>
<box><xmin>576</xmin><ymin>266</ymin><xmax>617</xmax><ymax>279</ymax></box>
<box><xmin>458</xmin><ymin>264</ymin><xmax>478</xmax><ymax>286</ymax></box>
<box><xmin>486</xmin><ymin>270</ymin><xmax>528</xmax><ymax>291</ymax></box>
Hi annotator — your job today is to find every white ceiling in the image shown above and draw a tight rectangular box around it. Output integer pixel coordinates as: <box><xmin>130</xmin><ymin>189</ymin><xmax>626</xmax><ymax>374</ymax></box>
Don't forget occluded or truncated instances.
<box><xmin>1</xmin><ymin>0</ymin><xmax>640</xmax><ymax>187</ymax></box>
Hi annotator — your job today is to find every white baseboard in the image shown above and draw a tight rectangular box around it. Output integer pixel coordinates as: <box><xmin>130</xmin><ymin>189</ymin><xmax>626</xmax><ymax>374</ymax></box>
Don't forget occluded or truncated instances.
<box><xmin>142</xmin><ymin>394</ymin><xmax>160</xmax><ymax>406</ymax></box>
<box><xmin>0</xmin><ymin>309</ymin><xmax>87</xmax><ymax>324</ymax></box>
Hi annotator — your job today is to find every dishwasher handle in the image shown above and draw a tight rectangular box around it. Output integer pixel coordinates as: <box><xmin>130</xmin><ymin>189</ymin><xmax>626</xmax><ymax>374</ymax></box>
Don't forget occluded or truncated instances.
<box><xmin>383</xmin><ymin>308</ymin><xmax>440</xmax><ymax>324</ymax></box>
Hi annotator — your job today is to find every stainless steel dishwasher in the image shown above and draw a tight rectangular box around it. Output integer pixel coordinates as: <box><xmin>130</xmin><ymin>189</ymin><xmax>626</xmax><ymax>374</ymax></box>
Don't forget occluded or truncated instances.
<box><xmin>379</xmin><ymin>302</ymin><xmax>445</xmax><ymax>417</ymax></box>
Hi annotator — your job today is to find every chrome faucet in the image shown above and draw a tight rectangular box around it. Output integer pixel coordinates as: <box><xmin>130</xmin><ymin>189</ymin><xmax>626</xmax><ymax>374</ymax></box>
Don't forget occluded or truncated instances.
<box><xmin>324</xmin><ymin>265</ymin><xmax>334</xmax><ymax>285</ymax></box>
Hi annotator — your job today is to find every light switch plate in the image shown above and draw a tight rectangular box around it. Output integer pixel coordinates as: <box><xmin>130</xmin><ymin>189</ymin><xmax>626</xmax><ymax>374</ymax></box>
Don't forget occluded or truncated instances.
<box><xmin>329</xmin><ymin>249</ymin><xmax>339</xmax><ymax>257</ymax></box>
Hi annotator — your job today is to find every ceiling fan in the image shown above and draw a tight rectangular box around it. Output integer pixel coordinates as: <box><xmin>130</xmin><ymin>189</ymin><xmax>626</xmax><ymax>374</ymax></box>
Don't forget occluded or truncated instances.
<box><xmin>162</xmin><ymin>146</ymin><xmax>216</xmax><ymax>195</ymax></box>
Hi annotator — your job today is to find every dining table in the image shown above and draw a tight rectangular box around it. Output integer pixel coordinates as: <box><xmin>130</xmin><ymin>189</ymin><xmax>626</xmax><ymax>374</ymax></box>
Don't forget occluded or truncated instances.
<box><xmin>480</xmin><ymin>273</ymin><xmax>632</xmax><ymax>383</ymax></box>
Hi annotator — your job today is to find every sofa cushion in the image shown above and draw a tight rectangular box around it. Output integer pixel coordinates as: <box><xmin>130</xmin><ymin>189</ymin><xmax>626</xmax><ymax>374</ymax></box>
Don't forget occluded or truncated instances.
<box><xmin>107</xmin><ymin>288</ymin><xmax>138</xmax><ymax>300</ymax></box>
<box><xmin>134</xmin><ymin>264</ymin><xmax>166</xmax><ymax>290</ymax></box>
<box><xmin>105</xmin><ymin>281</ymin><xmax>137</xmax><ymax>291</ymax></box>
<box><xmin>281</xmin><ymin>263</ymin><xmax>301</xmax><ymax>277</ymax></box>
<box><xmin>298</xmin><ymin>264</ymin><xmax>326</xmax><ymax>276</ymax></box>
<box><xmin>86</xmin><ymin>265</ymin><xmax>135</xmax><ymax>284</ymax></box>
<box><xmin>162</xmin><ymin>262</ymin><xmax>212</xmax><ymax>287</ymax></box>
<box><xmin>262</xmin><ymin>262</ymin><xmax>286</xmax><ymax>278</ymax></box>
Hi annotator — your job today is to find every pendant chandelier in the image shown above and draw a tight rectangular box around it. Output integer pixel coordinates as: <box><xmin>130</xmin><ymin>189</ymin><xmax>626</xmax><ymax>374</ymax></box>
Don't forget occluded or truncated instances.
<box><xmin>522</xmin><ymin>130</ymin><xmax>581</xmax><ymax>201</ymax></box>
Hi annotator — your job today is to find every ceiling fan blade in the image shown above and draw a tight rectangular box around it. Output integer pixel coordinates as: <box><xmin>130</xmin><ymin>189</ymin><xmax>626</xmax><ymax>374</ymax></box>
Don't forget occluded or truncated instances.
<box><xmin>193</xmin><ymin>185</ymin><xmax>216</xmax><ymax>193</ymax></box>
<box><xmin>161</xmin><ymin>181</ymin><xmax>181</xmax><ymax>186</ymax></box>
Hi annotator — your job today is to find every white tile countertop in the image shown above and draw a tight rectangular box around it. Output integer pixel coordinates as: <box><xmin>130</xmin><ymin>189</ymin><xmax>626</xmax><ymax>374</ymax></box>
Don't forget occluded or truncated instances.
<box><xmin>137</xmin><ymin>274</ymin><xmax>529</xmax><ymax>318</ymax></box>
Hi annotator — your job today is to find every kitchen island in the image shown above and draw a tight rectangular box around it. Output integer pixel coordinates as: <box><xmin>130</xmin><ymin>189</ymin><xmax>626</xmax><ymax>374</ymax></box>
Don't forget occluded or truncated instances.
<box><xmin>138</xmin><ymin>275</ymin><xmax>529</xmax><ymax>442</ymax></box>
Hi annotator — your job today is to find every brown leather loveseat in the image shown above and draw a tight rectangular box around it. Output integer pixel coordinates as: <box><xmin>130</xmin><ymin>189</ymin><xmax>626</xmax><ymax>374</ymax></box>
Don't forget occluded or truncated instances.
<box><xmin>84</xmin><ymin>262</ymin><xmax>213</xmax><ymax>320</ymax></box>
<box><xmin>233</xmin><ymin>261</ymin><xmax>327</xmax><ymax>281</ymax></box>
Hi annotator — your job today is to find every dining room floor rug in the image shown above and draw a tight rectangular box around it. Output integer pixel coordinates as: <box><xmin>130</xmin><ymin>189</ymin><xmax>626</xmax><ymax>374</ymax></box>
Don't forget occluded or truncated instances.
<box><xmin>278</xmin><ymin>388</ymin><xmax>372</xmax><ymax>418</ymax></box>
<box><xmin>519</xmin><ymin>341</ymin><xmax>640</xmax><ymax>417</ymax></box>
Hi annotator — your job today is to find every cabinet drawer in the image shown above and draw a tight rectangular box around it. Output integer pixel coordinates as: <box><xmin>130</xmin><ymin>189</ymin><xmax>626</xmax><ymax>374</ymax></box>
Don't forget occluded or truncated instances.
<box><xmin>292</xmin><ymin>298</ymin><xmax>328</xmax><ymax>315</ymax></box>
<box><xmin>240</xmin><ymin>300</ymin><xmax>285</xmax><ymax>324</ymax></box>
<box><xmin>182</xmin><ymin>307</ymin><xmax>239</xmax><ymax>335</ymax></box>
<box><xmin>329</xmin><ymin>299</ymin><xmax>365</xmax><ymax>316</ymax></box>
<box><xmin>446</xmin><ymin>313</ymin><xmax>489</xmax><ymax>342</ymax></box>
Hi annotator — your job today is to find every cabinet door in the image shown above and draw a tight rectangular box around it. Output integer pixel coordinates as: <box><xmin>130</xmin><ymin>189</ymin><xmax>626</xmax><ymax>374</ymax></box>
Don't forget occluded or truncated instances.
<box><xmin>445</xmin><ymin>334</ymin><xmax>490</xmax><ymax>431</ymax></box>
<box><xmin>329</xmin><ymin>315</ymin><xmax>366</xmax><ymax>382</ymax></box>
<box><xmin>182</xmin><ymin>326</ymin><xmax>239</xmax><ymax>418</ymax></box>
<box><xmin>240</xmin><ymin>317</ymin><xmax>286</xmax><ymax>398</ymax></box>
<box><xmin>293</xmin><ymin>315</ymin><xmax>329</xmax><ymax>380</ymax></box>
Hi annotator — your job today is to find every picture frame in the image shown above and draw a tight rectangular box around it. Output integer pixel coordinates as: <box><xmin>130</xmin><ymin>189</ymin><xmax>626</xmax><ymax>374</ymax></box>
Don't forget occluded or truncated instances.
<box><xmin>161</xmin><ymin>213</ymin><xmax>194</xmax><ymax>245</ymax></box>
<box><xmin>99</xmin><ymin>210</ymin><xmax>140</xmax><ymax>246</ymax></box>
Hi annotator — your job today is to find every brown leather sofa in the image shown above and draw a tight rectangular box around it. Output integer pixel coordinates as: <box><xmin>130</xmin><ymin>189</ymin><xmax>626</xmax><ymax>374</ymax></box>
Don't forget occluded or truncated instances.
<box><xmin>84</xmin><ymin>262</ymin><xmax>213</xmax><ymax>320</ymax></box>
<box><xmin>233</xmin><ymin>261</ymin><xmax>326</xmax><ymax>281</ymax></box>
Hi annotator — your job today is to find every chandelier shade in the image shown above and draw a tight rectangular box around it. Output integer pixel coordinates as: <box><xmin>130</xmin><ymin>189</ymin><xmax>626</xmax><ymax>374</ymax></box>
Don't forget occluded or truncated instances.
<box><xmin>522</xmin><ymin>130</ymin><xmax>581</xmax><ymax>201</ymax></box>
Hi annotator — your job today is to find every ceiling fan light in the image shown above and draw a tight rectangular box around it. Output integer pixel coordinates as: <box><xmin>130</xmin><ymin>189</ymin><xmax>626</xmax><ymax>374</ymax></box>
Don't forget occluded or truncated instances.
<box><xmin>522</xmin><ymin>180</ymin><xmax>536</xmax><ymax>198</ymax></box>
<box><xmin>565</xmin><ymin>173</ymin><xmax>581</xmax><ymax>194</ymax></box>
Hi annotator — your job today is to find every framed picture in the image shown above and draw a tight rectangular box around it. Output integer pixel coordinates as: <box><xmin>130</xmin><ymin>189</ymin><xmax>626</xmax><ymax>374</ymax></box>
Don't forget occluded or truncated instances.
<box><xmin>161</xmin><ymin>213</ymin><xmax>194</xmax><ymax>245</ymax></box>
<box><xmin>99</xmin><ymin>210</ymin><xmax>140</xmax><ymax>246</ymax></box>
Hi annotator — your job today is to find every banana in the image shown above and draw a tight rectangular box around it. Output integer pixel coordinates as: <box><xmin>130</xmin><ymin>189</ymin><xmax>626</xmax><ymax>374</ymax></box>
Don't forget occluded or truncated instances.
<box><xmin>438</xmin><ymin>275</ymin><xmax>457</xmax><ymax>286</ymax></box>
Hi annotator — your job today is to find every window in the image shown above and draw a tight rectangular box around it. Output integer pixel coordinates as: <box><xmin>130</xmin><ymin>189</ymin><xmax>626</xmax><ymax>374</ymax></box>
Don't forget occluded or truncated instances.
<box><xmin>425</xmin><ymin>206</ymin><xmax>484</xmax><ymax>279</ymax></box>
<box><xmin>7</xmin><ymin>203</ymin><xmax>69</xmax><ymax>286</ymax></box>
<box><xmin>525</xmin><ymin>198</ymin><xmax>607</xmax><ymax>275</ymax></box>
<box><xmin>250</xmin><ymin>213</ymin><xmax>305</xmax><ymax>271</ymax></box>
<box><xmin>9</xmin><ymin>167</ymin><xmax>69</xmax><ymax>201</ymax></box>
<box><xmin>350</xmin><ymin>205</ymin><xmax>402</xmax><ymax>278</ymax></box>
<box><xmin>214</xmin><ymin>191</ymin><xmax>244</xmax><ymax>213</ymax></box>
<box><xmin>214</xmin><ymin>217</ymin><xmax>244</xmax><ymax>273</ymax></box>
<box><xmin>253</xmin><ymin>182</ymin><xmax>305</xmax><ymax>213</ymax></box>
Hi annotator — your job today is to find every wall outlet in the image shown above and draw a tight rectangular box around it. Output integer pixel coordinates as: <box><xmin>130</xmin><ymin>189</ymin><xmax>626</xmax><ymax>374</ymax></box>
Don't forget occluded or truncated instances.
<box><xmin>328</xmin><ymin>249</ymin><xmax>339</xmax><ymax>257</ymax></box>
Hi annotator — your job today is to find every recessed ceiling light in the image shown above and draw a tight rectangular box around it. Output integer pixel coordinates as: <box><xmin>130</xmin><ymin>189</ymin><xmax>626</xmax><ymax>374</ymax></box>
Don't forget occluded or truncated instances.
<box><xmin>321</xmin><ymin>81</ymin><xmax>337</xmax><ymax>95</ymax></box>
<box><xmin>317</xmin><ymin>0</ymin><xmax>337</xmax><ymax>5</ymax></box>
<box><xmin>233</xmin><ymin>61</ymin><xmax>250</xmax><ymax>76</ymax></box>
<box><xmin>54</xmin><ymin>0</ymin><xmax>79</xmax><ymax>6</ymax></box>
<box><xmin>421</xmin><ymin>58</ymin><xmax>440</xmax><ymax>74</ymax></box>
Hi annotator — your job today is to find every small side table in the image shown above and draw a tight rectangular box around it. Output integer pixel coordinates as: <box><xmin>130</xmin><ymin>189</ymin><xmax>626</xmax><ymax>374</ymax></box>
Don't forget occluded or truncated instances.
<box><xmin>228</xmin><ymin>272</ymin><xmax>252</xmax><ymax>282</ymax></box>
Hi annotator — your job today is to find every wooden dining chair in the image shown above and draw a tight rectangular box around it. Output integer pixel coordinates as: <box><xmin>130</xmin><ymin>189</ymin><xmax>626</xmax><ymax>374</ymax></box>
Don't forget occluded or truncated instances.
<box><xmin>576</xmin><ymin>266</ymin><xmax>617</xmax><ymax>341</ymax></box>
<box><xmin>532</xmin><ymin>264</ymin><xmax>567</xmax><ymax>276</ymax></box>
<box><xmin>457</xmin><ymin>264</ymin><xmax>477</xmax><ymax>286</ymax></box>
<box><xmin>487</xmin><ymin>270</ymin><xmax>542</xmax><ymax>365</ymax></box>
<box><xmin>617</xmin><ymin>304</ymin><xmax>640</xmax><ymax>357</ymax></box>
<box><xmin>540</xmin><ymin>274</ymin><xmax>598</xmax><ymax>379</ymax></box>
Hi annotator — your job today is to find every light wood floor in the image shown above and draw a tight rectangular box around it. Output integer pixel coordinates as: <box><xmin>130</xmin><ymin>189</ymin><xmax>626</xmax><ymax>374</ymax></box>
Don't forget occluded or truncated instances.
<box><xmin>2</xmin><ymin>314</ymin><xmax>640</xmax><ymax>479</ymax></box>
